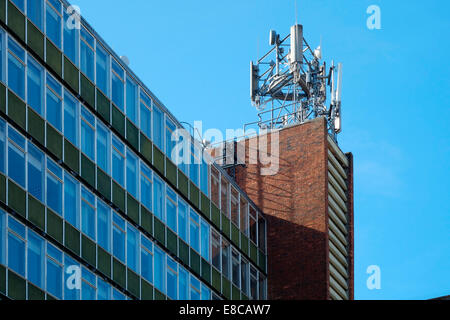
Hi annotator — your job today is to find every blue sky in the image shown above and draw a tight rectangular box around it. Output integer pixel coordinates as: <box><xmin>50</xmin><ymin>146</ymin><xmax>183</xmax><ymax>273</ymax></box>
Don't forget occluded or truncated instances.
<box><xmin>71</xmin><ymin>0</ymin><xmax>450</xmax><ymax>299</ymax></box>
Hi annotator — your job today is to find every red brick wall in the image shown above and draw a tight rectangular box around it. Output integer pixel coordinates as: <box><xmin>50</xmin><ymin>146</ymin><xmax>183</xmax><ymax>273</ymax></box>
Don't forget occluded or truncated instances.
<box><xmin>232</xmin><ymin>117</ymin><xmax>353</xmax><ymax>300</ymax></box>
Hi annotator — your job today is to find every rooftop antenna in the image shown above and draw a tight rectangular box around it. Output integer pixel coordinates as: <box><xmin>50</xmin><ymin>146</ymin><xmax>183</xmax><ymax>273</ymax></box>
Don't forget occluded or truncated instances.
<box><xmin>246</xmin><ymin>20</ymin><xmax>344</xmax><ymax>141</ymax></box>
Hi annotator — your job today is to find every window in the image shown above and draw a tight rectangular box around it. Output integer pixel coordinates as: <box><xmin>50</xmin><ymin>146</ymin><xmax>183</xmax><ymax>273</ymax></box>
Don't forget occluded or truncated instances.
<box><xmin>46</xmin><ymin>74</ymin><xmax>63</xmax><ymax>131</ymax></box>
<box><xmin>46</xmin><ymin>0</ymin><xmax>62</xmax><ymax>48</ymax></box>
<box><xmin>167</xmin><ymin>257</ymin><xmax>178</xmax><ymax>300</ymax></box>
<box><xmin>81</xmin><ymin>187</ymin><xmax>96</xmax><ymax>240</ymax></box>
<box><xmin>231</xmin><ymin>188</ymin><xmax>239</xmax><ymax>227</ymax></box>
<box><xmin>259</xmin><ymin>274</ymin><xmax>267</xmax><ymax>300</ymax></box>
<box><xmin>154</xmin><ymin>246</ymin><xmax>165</xmax><ymax>293</ymax></box>
<box><xmin>201</xmin><ymin>221</ymin><xmax>210</xmax><ymax>261</ymax></box>
<box><xmin>165</xmin><ymin>118</ymin><xmax>176</xmax><ymax>160</ymax></box>
<box><xmin>0</xmin><ymin>120</ymin><xmax>5</xmax><ymax>173</ymax></box>
<box><xmin>249</xmin><ymin>207</ymin><xmax>258</xmax><ymax>244</ymax></box>
<box><xmin>64</xmin><ymin>255</ymin><xmax>80</xmax><ymax>300</ymax></box>
<box><xmin>80</xmin><ymin>26</ymin><xmax>95</xmax><ymax>82</ymax></box>
<box><xmin>153</xmin><ymin>105</ymin><xmax>163</xmax><ymax>150</ymax></box>
<box><xmin>82</xmin><ymin>268</ymin><xmax>97</xmax><ymax>300</ymax></box>
<box><xmin>96</xmin><ymin>45</ymin><xmax>109</xmax><ymax>96</ymax></box>
<box><xmin>64</xmin><ymin>174</ymin><xmax>79</xmax><ymax>228</ymax></box>
<box><xmin>221</xmin><ymin>239</ymin><xmax>230</xmax><ymax>278</ymax></box>
<box><xmin>64</xmin><ymin>91</ymin><xmax>78</xmax><ymax>146</ymax></box>
<box><xmin>63</xmin><ymin>8</ymin><xmax>78</xmax><ymax>64</ymax></box>
<box><xmin>113</xmin><ymin>212</ymin><xmax>125</xmax><ymax>262</ymax></box>
<box><xmin>179</xmin><ymin>266</ymin><xmax>188</xmax><ymax>300</ymax></box>
<box><xmin>190</xmin><ymin>145</ymin><xmax>200</xmax><ymax>186</ymax></box>
<box><xmin>232</xmin><ymin>249</ymin><xmax>240</xmax><ymax>288</ymax></box>
<box><xmin>112</xmin><ymin>136</ymin><xmax>125</xmax><ymax>187</ymax></box>
<box><xmin>221</xmin><ymin>177</ymin><xmax>229</xmax><ymax>217</ymax></box>
<box><xmin>127</xmin><ymin>225</ymin><xmax>139</xmax><ymax>273</ymax></box>
<box><xmin>140</xmin><ymin>162</ymin><xmax>152</xmax><ymax>211</ymax></box>
<box><xmin>153</xmin><ymin>176</ymin><xmax>164</xmax><ymax>221</ymax></box>
<box><xmin>0</xmin><ymin>210</ymin><xmax>5</xmax><ymax>264</ymax></box>
<box><xmin>140</xmin><ymin>236</ymin><xmax>153</xmax><ymax>283</ymax></box>
<box><xmin>211</xmin><ymin>230</ymin><xmax>221</xmax><ymax>271</ymax></box>
<box><xmin>98</xmin><ymin>278</ymin><xmax>111</xmax><ymax>300</ymax></box>
<box><xmin>113</xmin><ymin>289</ymin><xmax>125</xmax><ymax>300</ymax></box>
<box><xmin>28</xmin><ymin>230</ymin><xmax>44</xmax><ymax>288</ymax></box>
<box><xmin>200</xmin><ymin>158</ymin><xmax>209</xmax><ymax>196</ymax></box>
<box><xmin>241</xmin><ymin>258</ymin><xmax>249</xmax><ymax>296</ymax></box>
<box><xmin>258</xmin><ymin>214</ymin><xmax>266</xmax><ymax>252</ymax></box>
<box><xmin>7</xmin><ymin>217</ymin><xmax>25</xmax><ymax>276</ymax></box>
<box><xmin>211</xmin><ymin>167</ymin><xmax>220</xmax><ymax>207</ymax></box>
<box><xmin>240</xmin><ymin>198</ymin><xmax>248</xmax><ymax>235</ymax></box>
<box><xmin>27</xmin><ymin>57</ymin><xmax>44</xmax><ymax>116</ymax></box>
<box><xmin>28</xmin><ymin>143</ymin><xmax>44</xmax><ymax>201</ymax></box>
<box><xmin>47</xmin><ymin>159</ymin><xmax>63</xmax><ymax>215</ymax></box>
<box><xmin>201</xmin><ymin>284</ymin><xmax>211</xmax><ymax>300</ymax></box>
<box><xmin>126</xmin><ymin>150</ymin><xmax>138</xmax><ymax>198</ymax></box>
<box><xmin>46</xmin><ymin>243</ymin><xmax>63</xmax><ymax>299</ymax></box>
<box><xmin>166</xmin><ymin>187</ymin><xmax>177</xmax><ymax>232</ymax></box>
<box><xmin>8</xmin><ymin>38</ymin><xmax>25</xmax><ymax>99</ymax></box>
<box><xmin>126</xmin><ymin>78</ymin><xmax>137</xmax><ymax>123</ymax></box>
<box><xmin>190</xmin><ymin>275</ymin><xmax>201</xmax><ymax>300</ymax></box>
<box><xmin>28</xmin><ymin>0</ymin><xmax>43</xmax><ymax>29</ymax></box>
<box><xmin>97</xmin><ymin>201</ymin><xmax>111</xmax><ymax>252</ymax></box>
<box><xmin>189</xmin><ymin>209</ymin><xmax>200</xmax><ymax>252</ymax></box>
<box><xmin>7</xmin><ymin>127</ymin><xmax>26</xmax><ymax>187</ymax></box>
<box><xmin>97</xmin><ymin>123</ymin><xmax>110</xmax><ymax>174</ymax></box>
<box><xmin>140</xmin><ymin>92</ymin><xmax>152</xmax><ymax>138</ymax></box>
<box><xmin>250</xmin><ymin>266</ymin><xmax>258</xmax><ymax>300</ymax></box>
<box><xmin>111</xmin><ymin>59</ymin><xmax>124</xmax><ymax>111</ymax></box>
<box><xmin>81</xmin><ymin>106</ymin><xmax>95</xmax><ymax>160</ymax></box>
<box><xmin>178</xmin><ymin>199</ymin><xmax>188</xmax><ymax>242</ymax></box>
<box><xmin>11</xmin><ymin>0</ymin><xmax>24</xmax><ymax>12</ymax></box>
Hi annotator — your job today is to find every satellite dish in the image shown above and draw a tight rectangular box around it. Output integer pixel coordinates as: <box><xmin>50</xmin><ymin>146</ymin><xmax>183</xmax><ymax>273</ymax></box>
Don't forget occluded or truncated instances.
<box><xmin>314</xmin><ymin>46</ymin><xmax>322</xmax><ymax>59</ymax></box>
<box><xmin>120</xmin><ymin>55</ymin><xmax>130</xmax><ymax>66</ymax></box>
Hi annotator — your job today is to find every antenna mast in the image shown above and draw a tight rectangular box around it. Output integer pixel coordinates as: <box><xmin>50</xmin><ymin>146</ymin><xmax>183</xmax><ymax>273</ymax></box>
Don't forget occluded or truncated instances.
<box><xmin>247</xmin><ymin>22</ymin><xmax>343</xmax><ymax>141</ymax></box>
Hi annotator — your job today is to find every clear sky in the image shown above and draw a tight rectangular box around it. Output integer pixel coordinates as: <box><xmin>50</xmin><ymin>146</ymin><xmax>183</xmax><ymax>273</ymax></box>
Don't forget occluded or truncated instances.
<box><xmin>70</xmin><ymin>0</ymin><xmax>450</xmax><ymax>300</ymax></box>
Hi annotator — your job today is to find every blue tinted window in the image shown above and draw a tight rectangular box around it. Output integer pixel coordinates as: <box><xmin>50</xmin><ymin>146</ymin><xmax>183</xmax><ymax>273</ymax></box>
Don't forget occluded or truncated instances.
<box><xmin>201</xmin><ymin>220</ymin><xmax>210</xmax><ymax>261</ymax></box>
<box><xmin>190</xmin><ymin>275</ymin><xmax>201</xmax><ymax>300</ymax></box>
<box><xmin>8</xmin><ymin>39</ymin><xmax>25</xmax><ymax>99</ymax></box>
<box><xmin>28</xmin><ymin>143</ymin><xmax>44</xmax><ymax>201</ymax></box>
<box><xmin>47</xmin><ymin>159</ymin><xmax>63</xmax><ymax>215</ymax></box>
<box><xmin>126</xmin><ymin>150</ymin><xmax>138</xmax><ymax>198</ymax></box>
<box><xmin>82</xmin><ymin>268</ymin><xmax>97</xmax><ymax>300</ymax></box>
<box><xmin>0</xmin><ymin>210</ymin><xmax>5</xmax><ymax>264</ymax></box>
<box><xmin>201</xmin><ymin>284</ymin><xmax>211</xmax><ymax>300</ymax></box>
<box><xmin>64</xmin><ymin>91</ymin><xmax>78</xmax><ymax>146</ymax></box>
<box><xmin>81</xmin><ymin>187</ymin><xmax>96</xmax><ymax>240</ymax></box>
<box><xmin>7</xmin><ymin>217</ymin><xmax>25</xmax><ymax>276</ymax></box>
<box><xmin>190</xmin><ymin>145</ymin><xmax>200</xmax><ymax>186</ymax></box>
<box><xmin>165</xmin><ymin>119</ymin><xmax>176</xmax><ymax>160</ymax></box>
<box><xmin>64</xmin><ymin>174</ymin><xmax>79</xmax><ymax>228</ymax></box>
<box><xmin>178</xmin><ymin>200</ymin><xmax>187</xmax><ymax>242</ymax></box>
<box><xmin>113</xmin><ymin>289</ymin><xmax>125</xmax><ymax>300</ymax></box>
<box><xmin>111</xmin><ymin>60</ymin><xmax>124</xmax><ymax>111</ymax></box>
<box><xmin>46</xmin><ymin>243</ymin><xmax>63</xmax><ymax>299</ymax></box>
<box><xmin>80</xmin><ymin>27</ymin><xmax>95</xmax><ymax>82</ymax></box>
<box><xmin>96</xmin><ymin>45</ymin><xmax>109</xmax><ymax>96</ymax></box>
<box><xmin>98</xmin><ymin>278</ymin><xmax>111</xmax><ymax>300</ymax></box>
<box><xmin>127</xmin><ymin>225</ymin><xmax>138</xmax><ymax>272</ymax></box>
<box><xmin>28</xmin><ymin>230</ymin><xmax>44</xmax><ymax>288</ymax></box>
<box><xmin>8</xmin><ymin>127</ymin><xmax>26</xmax><ymax>188</ymax></box>
<box><xmin>81</xmin><ymin>107</ymin><xmax>95</xmax><ymax>160</ymax></box>
<box><xmin>154</xmin><ymin>246</ymin><xmax>165</xmax><ymax>293</ymax></box>
<box><xmin>153</xmin><ymin>105</ymin><xmax>163</xmax><ymax>150</ymax></box>
<box><xmin>0</xmin><ymin>120</ymin><xmax>5</xmax><ymax>173</ymax></box>
<box><xmin>190</xmin><ymin>209</ymin><xmax>200</xmax><ymax>252</ymax></box>
<box><xmin>97</xmin><ymin>201</ymin><xmax>111</xmax><ymax>252</ymax></box>
<box><xmin>166</xmin><ymin>188</ymin><xmax>177</xmax><ymax>232</ymax></box>
<box><xmin>167</xmin><ymin>257</ymin><xmax>177</xmax><ymax>300</ymax></box>
<box><xmin>28</xmin><ymin>0</ymin><xmax>43</xmax><ymax>29</ymax></box>
<box><xmin>46</xmin><ymin>74</ymin><xmax>62</xmax><ymax>131</ymax></box>
<box><xmin>140</xmin><ymin>236</ymin><xmax>153</xmax><ymax>283</ymax></box>
<box><xmin>27</xmin><ymin>58</ymin><xmax>44</xmax><ymax>115</ymax></box>
<box><xmin>126</xmin><ymin>78</ymin><xmax>137</xmax><ymax>123</ymax></box>
<box><xmin>140</xmin><ymin>92</ymin><xmax>151</xmax><ymax>138</ymax></box>
<box><xmin>46</xmin><ymin>0</ymin><xmax>62</xmax><ymax>48</ymax></box>
<box><xmin>11</xmin><ymin>0</ymin><xmax>24</xmax><ymax>11</ymax></box>
<box><xmin>112</xmin><ymin>136</ymin><xmax>125</xmax><ymax>187</ymax></box>
<box><xmin>153</xmin><ymin>176</ymin><xmax>164</xmax><ymax>221</ymax></box>
<box><xmin>63</xmin><ymin>10</ymin><xmax>78</xmax><ymax>64</ymax></box>
<box><xmin>64</xmin><ymin>255</ymin><xmax>80</xmax><ymax>300</ymax></box>
<box><xmin>179</xmin><ymin>267</ymin><xmax>188</xmax><ymax>300</ymax></box>
<box><xmin>201</xmin><ymin>159</ymin><xmax>209</xmax><ymax>196</ymax></box>
<box><xmin>140</xmin><ymin>163</ymin><xmax>152</xmax><ymax>211</ymax></box>
<box><xmin>97</xmin><ymin>123</ymin><xmax>110</xmax><ymax>173</ymax></box>
<box><xmin>113</xmin><ymin>213</ymin><xmax>125</xmax><ymax>262</ymax></box>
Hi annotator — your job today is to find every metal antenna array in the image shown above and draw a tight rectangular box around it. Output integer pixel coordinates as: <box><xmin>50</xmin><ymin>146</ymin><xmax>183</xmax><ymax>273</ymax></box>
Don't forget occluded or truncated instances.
<box><xmin>247</xmin><ymin>24</ymin><xmax>343</xmax><ymax>140</ymax></box>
